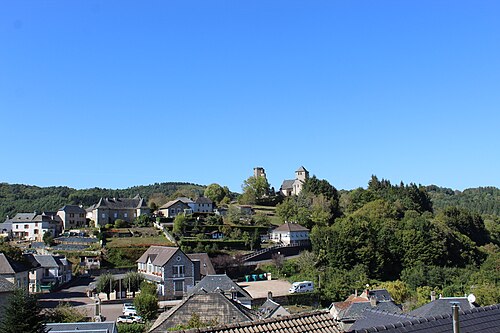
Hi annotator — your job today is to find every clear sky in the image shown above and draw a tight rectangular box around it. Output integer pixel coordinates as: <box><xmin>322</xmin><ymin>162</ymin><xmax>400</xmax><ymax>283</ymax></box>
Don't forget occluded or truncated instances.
<box><xmin>1</xmin><ymin>1</ymin><xmax>499</xmax><ymax>193</ymax></box>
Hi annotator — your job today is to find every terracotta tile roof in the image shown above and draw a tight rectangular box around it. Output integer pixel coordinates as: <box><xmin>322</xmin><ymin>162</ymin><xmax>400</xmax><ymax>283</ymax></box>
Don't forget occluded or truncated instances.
<box><xmin>168</xmin><ymin>310</ymin><xmax>342</xmax><ymax>333</ymax></box>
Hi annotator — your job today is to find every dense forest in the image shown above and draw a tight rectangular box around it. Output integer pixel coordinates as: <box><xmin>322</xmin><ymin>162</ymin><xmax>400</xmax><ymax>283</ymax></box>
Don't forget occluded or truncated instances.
<box><xmin>426</xmin><ymin>185</ymin><xmax>500</xmax><ymax>215</ymax></box>
<box><xmin>0</xmin><ymin>182</ymin><xmax>206</xmax><ymax>219</ymax></box>
<box><xmin>267</xmin><ymin>175</ymin><xmax>500</xmax><ymax>308</ymax></box>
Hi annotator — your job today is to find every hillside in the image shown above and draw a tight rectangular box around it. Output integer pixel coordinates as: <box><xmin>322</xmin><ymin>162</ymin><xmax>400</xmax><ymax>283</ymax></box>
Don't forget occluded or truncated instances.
<box><xmin>426</xmin><ymin>185</ymin><xmax>500</xmax><ymax>216</ymax></box>
<box><xmin>0</xmin><ymin>182</ymin><xmax>206</xmax><ymax>219</ymax></box>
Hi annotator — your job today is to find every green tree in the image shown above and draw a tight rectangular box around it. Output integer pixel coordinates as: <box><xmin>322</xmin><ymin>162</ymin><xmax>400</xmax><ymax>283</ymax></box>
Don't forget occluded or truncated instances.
<box><xmin>45</xmin><ymin>302</ymin><xmax>86</xmax><ymax>323</ymax></box>
<box><xmin>117</xmin><ymin>323</ymin><xmax>146</xmax><ymax>333</ymax></box>
<box><xmin>376</xmin><ymin>280</ymin><xmax>410</xmax><ymax>304</ymax></box>
<box><xmin>0</xmin><ymin>288</ymin><xmax>46</xmax><ymax>333</ymax></box>
<box><xmin>43</xmin><ymin>231</ymin><xmax>55</xmax><ymax>246</ymax></box>
<box><xmin>0</xmin><ymin>241</ymin><xmax>25</xmax><ymax>262</ymax></box>
<box><xmin>240</xmin><ymin>175</ymin><xmax>270</xmax><ymax>204</ymax></box>
<box><xmin>114</xmin><ymin>219</ymin><xmax>128</xmax><ymax>228</ymax></box>
<box><xmin>173</xmin><ymin>214</ymin><xmax>187</xmax><ymax>236</ymax></box>
<box><xmin>124</xmin><ymin>272</ymin><xmax>144</xmax><ymax>297</ymax></box>
<box><xmin>139</xmin><ymin>281</ymin><xmax>157</xmax><ymax>296</ymax></box>
<box><xmin>134</xmin><ymin>292</ymin><xmax>158</xmax><ymax>321</ymax></box>
<box><xmin>204</xmin><ymin>183</ymin><xmax>226</xmax><ymax>204</ymax></box>
<box><xmin>96</xmin><ymin>273</ymin><xmax>116</xmax><ymax>300</ymax></box>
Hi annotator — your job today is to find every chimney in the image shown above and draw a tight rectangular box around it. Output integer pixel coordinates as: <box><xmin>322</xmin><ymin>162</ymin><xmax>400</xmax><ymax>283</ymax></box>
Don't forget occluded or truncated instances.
<box><xmin>431</xmin><ymin>290</ymin><xmax>436</xmax><ymax>301</ymax></box>
<box><xmin>354</xmin><ymin>289</ymin><xmax>358</xmax><ymax>297</ymax></box>
<box><xmin>452</xmin><ymin>303</ymin><xmax>460</xmax><ymax>333</ymax></box>
<box><xmin>370</xmin><ymin>296</ymin><xmax>377</xmax><ymax>307</ymax></box>
<box><xmin>267</xmin><ymin>291</ymin><xmax>273</xmax><ymax>301</ymax></box>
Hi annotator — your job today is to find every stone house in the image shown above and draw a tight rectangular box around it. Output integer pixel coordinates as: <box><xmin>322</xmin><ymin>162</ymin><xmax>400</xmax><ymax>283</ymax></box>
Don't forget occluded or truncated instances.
<box><xmin>0</xmin><ymin>253</ymin><xmax>31</xmax><ymax>291</ymax></box>
<box><xmin>158</xmin><ymin>199</ymin><xmax>192</xmax><ymax>218</ymax></box>
<box><xmin>270</xmin><ymin>222</ymin><xmax>310</xmax><ymax>246</ymax></box>
<box><xmin>149</xmin><ymin>292</ymin><xmax>259</xmax><ymax>333</ymax></box>
<box><xmin>0</xmin><ymin>276</ymin><xmax>15</xmax><ymax>318</ymax></box>
<box><xmin>188</xmin><ymin>274</ymin><xmax>253</xmax><ymax>309</ymax></box>
<box><xmin>87</xmin><ymin>195</ymin><xmax>149</xmax><ymax>226</ymax></box>
<box><xmin>57</xmin><ymin>205</ymin><xmax>87</xmax><ymax>230</ymax></box>
<box><xmin>280</xmin><ymin>166</ymin><xmax>309</xmax><ymax>196</ymax></box>
<box><xmin>137</xmin><ymin>246</ymin><xmax>197</xmax><ymax>297</ymax></box>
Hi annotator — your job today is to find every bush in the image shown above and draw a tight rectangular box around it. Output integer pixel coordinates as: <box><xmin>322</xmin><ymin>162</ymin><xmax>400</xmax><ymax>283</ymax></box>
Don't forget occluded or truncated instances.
<box><xmin>134</xmin><ymin>293</ymin><xmax>158</xmax><ymax>321</ymax></box>
<box><xmin>114</xmin><ymin>219</ymin><xmax>128</xmax><ymax>228</ymax></box>
<box><xmin>118</xmin><ymin>323</ymin><xmax>146</xmax><ymax>333</ymax></box>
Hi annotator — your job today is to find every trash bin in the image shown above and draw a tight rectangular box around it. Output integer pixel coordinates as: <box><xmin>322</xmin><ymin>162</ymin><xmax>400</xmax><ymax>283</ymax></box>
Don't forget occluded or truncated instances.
<box><xmin>252</xmin><ymin>274</ymin><xmax>257</xmax><ymax>281</ymax></box>
<box><xmin>245</xmin><ymin>275</ymin><xmax>250</xmax><ymax>282</ymax></box>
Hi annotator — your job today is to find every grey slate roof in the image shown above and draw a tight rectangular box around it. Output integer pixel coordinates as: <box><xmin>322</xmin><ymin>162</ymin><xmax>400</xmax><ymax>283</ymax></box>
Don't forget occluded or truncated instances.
<box><xmin>94</xmin><ymin>196</ymin><xmax>148</xmax><ymax>210</ymax></box>
<box><xmin>159</xmin><ymin>199</ymin><xmax>191</xmax><ymax>210</ymax></box>
<box><xmin>258</xmin><ymin>298</ymin><xmax>288</xmax><ymax>318</ymax></box>
<box><xmin>149</xmin><ymin>292</ymin><xmax>259</xmax><ymax>333</ymax></box>
<box><xmin>195</xmin><ymin>197</ymin><xmax>213</xmax><ymax>204</ymax></box>
<box><xmin>350</xmin><ymin>303</ymin><xmax>500</xmax><ymax>333</ymax></box>
<box><xmin>0</xmin><ymin>253</ymin><xmax>31</xmax><ymax>274</ymax></box>
<box><xmin>273</xmin><ymin>222</ymin><xmax>309</xmax><ymax>232</ymax></box>
<box><xmin>187</xmin><ymin>253</ymin><xmax>216</xmax><ymax>276</ymax></box>
<box><xmin>136</xmin><ymin>246</ymin><xmax>182</xmax><ymax>266</ymax></box>
<box><xmin>296</xmin><ymin>166</ymin><xmax>308</xmax><ymax>172</ymax></box>
<box><xmin>280</xmin><ymin>179</ymin><xmax>295</xmax><ymax>190</ymax></box>
<box><xmin>34</xmin><ymin>255</ymin><xmax>59</xmax><ymax>268</ymax></box>
<box><xmin>188</xmin><ymin>274</ymin><xmax>252</xmax><ymax>302</ymax></box>
<box><xmin>340</xmin><ymin>301</ymin><xmax>403</xmax><ymax>321</ymax></box>
<box><xmin>46</xmin><ymin>321</ymin><xmax>118</xmax><ymax>333</ymax></box>
<box><xmin>0</xmin><ymin>276</ymin><xmax>15</xmax><ymax>293</ymax></box>
<box><xmin>168</xmin><ymin>309</ymin><xmax>342</xmax><ymax>333</ymax></box>
<box><xmin>409</xmin><ymin>297</ymin><xmax>476</xmax><ymax>318</ymax></box>
<box><xmin>58</xmin><ymin>205</ymin><xmax>86</xmax><ymax>213</ymax></box>
<box><xmin>347</xmin><ymin>309</ymin><xmax>419</xmax><ymax>332</ymax></box>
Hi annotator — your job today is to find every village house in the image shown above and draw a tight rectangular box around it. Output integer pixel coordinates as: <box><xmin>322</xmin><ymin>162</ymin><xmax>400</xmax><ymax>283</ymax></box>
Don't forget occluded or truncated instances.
<box><xmin>258</xmin><ymin>292</ymin><xmax>290</xmax><ymax>319</ymax></box>
<box><xmin>87</xmin><ymin>195</ymin><xmax>149</xmax><ymax>226</ymax></box>
<box><xmin>188</xmin><ymin>274</ymin><xmax>253</xmax><ymax>308</ymax></box>
<box><xmin>329</xmin><ymin>288</ymin><xmax>402</xmax><ymax>331</ymax></box>
<box><xmin>0</xmin><ymin>253</ymin><xmax>31</xmax><ymax>291</ymax></box>
<box><xmin>57</xmin><ymin>205</ymin><xmax>87</xmax><ymax>230</ymax></box>
<box><xmin>280</xmin><ymin>166</ymin><xmax>309</xmax><ymax>196</ymax></box>
<box><xmin>0</xmin><ymin>276</ymin><xmax>15</xmax><ymax>317</ymax></box>
<box><xmin>136</xmin><ymin>246</ymin><xmax>197</xmax><ymax>297</ymax></box>
<box><xmin>4</xmin><ymin>212</ymin><xmax>62</xmax><ymax>241</ymax></box>
<box><xmin>158</xmin><ymin>197</ymin><xmax>214</xmax><ymax>217</ymax></box>
<box><xmin>270</xmin><ymin>222</ymin><xmax>310</xmax><ymax>246</ymax></box>
<box><xmin>149</xmin><ymin>292</ymin><xmax>259</xmax><ymax>333</ymax></box>
<box><xmin>24</xmin><ymin>254</ymin><xmax>72</xmax><ymax>293</ymax></box>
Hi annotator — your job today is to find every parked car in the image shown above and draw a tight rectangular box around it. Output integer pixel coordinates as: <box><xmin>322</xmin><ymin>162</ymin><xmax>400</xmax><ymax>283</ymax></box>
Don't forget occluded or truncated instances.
<box><xmin>116</xmin><ymin>315</ymin><xmax>143</xmax><ymax>324</ymax></box>
<box><xmin>122</xmin><ymin>303</ymin><xmax>134</xmax><ymax>311</ymax></box>
<box><xmin>289</xmin><ymin>281</ymin><xmax>314</xmax><ymax>293</ymax></box>
<box><xmin>123</xmin><ymin>306</ymin><xmax>137</xmax><ymax>316</ymax></box>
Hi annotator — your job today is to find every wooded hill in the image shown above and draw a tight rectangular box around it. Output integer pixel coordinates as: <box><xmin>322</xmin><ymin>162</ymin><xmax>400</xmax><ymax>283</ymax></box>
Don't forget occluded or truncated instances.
<box><xmin>0</xmin><ymin>182</ymin><xmax>206</xmax><ymax>219</ymax></box>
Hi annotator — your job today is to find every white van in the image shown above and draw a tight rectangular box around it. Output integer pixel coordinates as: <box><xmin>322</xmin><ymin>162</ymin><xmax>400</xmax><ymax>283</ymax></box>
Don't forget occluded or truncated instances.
<box><xmin>289</xmin><ymin>281</ymin><xmax>314</xmax><ymax>293</ymax></box>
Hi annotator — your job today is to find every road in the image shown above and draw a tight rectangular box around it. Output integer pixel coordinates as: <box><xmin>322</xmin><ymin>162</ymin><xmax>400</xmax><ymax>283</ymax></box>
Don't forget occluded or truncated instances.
<box><xmin>37</xmin><ymin>276</ymin><xmax>129</xmax><ymax>322</ymax></box>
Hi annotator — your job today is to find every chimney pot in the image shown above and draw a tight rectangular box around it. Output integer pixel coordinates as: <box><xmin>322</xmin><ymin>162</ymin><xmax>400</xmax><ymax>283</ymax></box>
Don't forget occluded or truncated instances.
<box><xmin>370</xmin><ymin>296</ymin><xmax>377</xmax><ymax>307</ymax></box>
<box><xmin>431</xmin><ymin>291</ymin><xmax>436</xmax><ymax>301</ymax></box>
<box><xmin>268</xmin><ymin>291</ymin><xmax>273</xmax><ymax>300</ymax></box>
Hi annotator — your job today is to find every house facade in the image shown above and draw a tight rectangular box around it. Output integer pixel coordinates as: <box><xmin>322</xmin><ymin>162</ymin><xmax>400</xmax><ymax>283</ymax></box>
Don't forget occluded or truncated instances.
<box><xmin>0</xmin><ymin>253</ymin><xmax>30</xmax><ymax>291</ymax></box>
<box><xmin>57</xmin><ymin>205</ymin><xmax>87</xmax><ymax>230</ymax></box>
<box><xmin>270</xmin><ymin>222</ymin><xmax>310</xmax><ymax>246</ymax></box>
<box><xmin>24</xmin><ymin>254</ymin><xmax>72</xmax><ymax>293</ymax></box>
<box><xmin>192</xmin><ymin>197</ymin><xmax>213</xmax><ymax>213</ymax></box>
<box><xmin>137</xmin><ymin>246</ymin><xmax>196</xmax><ymax>297</ymax></box>
<box><xmin>6</xmin><ymin>212</ymin><xmax>62</xmax><ymax>241</ymax></box>
<box><xmin>280</xmin><ymin>166</ymin><xmax>309</xmax><ymax>196</ymax></box>
<box><xmin>88</xmin><ymin>195</ymin><xmax>149</xmax><ymax>226</ymax></box>
<box><xmin>158</xmin><ymin>199</ymin><xmax>192</xmax><ymax>218</ymax></box>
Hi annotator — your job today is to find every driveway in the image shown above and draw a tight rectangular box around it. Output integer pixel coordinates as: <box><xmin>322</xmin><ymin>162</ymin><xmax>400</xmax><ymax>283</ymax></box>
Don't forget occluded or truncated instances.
<box><xmin>239</xmin><ymin>279</ymin><xmax>292</xmax><ymax>299</ymax></box>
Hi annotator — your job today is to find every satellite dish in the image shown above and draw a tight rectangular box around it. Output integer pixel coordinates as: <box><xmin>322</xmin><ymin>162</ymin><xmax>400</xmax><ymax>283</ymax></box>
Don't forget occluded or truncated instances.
<box><xmin>467</xmin><ymin>294</ymin><xmax>476</xmax><ymax>303</ymax></box>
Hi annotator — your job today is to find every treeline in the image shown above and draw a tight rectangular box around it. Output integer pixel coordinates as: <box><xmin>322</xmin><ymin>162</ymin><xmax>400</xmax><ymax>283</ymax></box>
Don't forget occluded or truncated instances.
<box><xmin>426</xmin><ymin>185</ymin><xmax>500</xmax><ymax>215</ymax></box>
<box><xmin>272</xmin><ymin>175</ymin><xmax>500</xmax><ymax>306</ymax></box>
<box><xmin>0</xmin><ymin>182</ymin><xmax>206</xmax><ymax>219</ymax></box>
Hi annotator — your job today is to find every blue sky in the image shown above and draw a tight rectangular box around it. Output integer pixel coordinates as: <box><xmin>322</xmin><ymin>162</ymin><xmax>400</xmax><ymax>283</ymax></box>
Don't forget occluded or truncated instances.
<box><xmin>0</xmin><ymin>1</ymin><xmax>499</xmax><ymax>192</ymax></box>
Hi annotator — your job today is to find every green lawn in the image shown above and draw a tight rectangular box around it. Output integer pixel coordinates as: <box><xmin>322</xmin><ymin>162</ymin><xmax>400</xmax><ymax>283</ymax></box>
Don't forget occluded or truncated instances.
<box><xmin>106</xmin><ymin>235</ymin><xmax>175</xmax><ymax>248</ymax></box>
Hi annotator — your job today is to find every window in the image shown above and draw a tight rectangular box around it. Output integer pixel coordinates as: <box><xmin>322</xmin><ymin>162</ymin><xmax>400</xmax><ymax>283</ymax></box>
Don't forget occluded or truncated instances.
<box><xmin>174</xmin><ymin>280</ymin><xmax>184</xmax><ymax>292</ymax></box>
<box><xmin>102</xmin><ymin>213</ymin><xmax>106</xmax><ymax>218</ymax></box>
<box><xmin>114</xmin><ymin>213</ymin><xmax>118</xmax><ymax>218</ymax></box>
<box><xmin>69</xmin><ymin>213</ymin><xmax>74</xmax><ymax>217</ymax></box>
<box><xmin>172</xmin><ymin>265</ymin><xmax>185</xmax><ymax>277</ymax></box>
<box><xmin>24</xmin><ymin>224</ymin><xmax>29</xmax><ymax>229</ymax></box>
<box><xmin>34</xmin><ymin>229</ymin><xmax>39</xmax><ymax>234</ymax></box>
<box><xmin>124</xmin><ymin>213</ymin><xmax>128</xmax><ymax>218</ymax></box>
